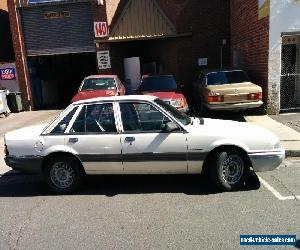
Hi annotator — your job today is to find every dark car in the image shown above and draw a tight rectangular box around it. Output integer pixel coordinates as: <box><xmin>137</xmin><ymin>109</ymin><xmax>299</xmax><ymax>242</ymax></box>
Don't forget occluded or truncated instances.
<box><xmin>137</xmin><ymin>74</ymin><xmax>189</xmax><ymax>112</ymax></box>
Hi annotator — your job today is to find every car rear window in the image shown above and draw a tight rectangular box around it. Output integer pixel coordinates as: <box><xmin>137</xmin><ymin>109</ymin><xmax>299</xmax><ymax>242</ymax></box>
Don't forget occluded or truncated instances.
<box><xmin>207</xmin><ymin>71</ymin><xmax>250</xmax><ymax>85</ymax></box>
<box><xmin>140</xmin><ymin>76</ymin><xmax>177</xmax><ymax>92</ymax></box>
<box><xmin>81</xmin><ymin>78</ymin><xmax>116</xmax><ymax>91</ymax></box>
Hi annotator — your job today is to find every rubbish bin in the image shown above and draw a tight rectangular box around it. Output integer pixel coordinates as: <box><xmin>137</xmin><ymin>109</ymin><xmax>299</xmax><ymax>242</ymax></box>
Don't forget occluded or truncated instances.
<box><xmin>7</xmin><ymin>92</ymin><xmax>23</xmax><ymax>113</ymax></box>
<box><xmin>0</xmin><ymin>90</ymin><xmax>10</xmax><ymax>116</ymax></box>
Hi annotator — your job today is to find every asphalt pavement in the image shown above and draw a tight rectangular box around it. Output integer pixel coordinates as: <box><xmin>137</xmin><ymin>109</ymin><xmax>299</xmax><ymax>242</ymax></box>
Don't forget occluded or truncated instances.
<box><xmin>0</xmin><ymin>110</ymin><xmax>299</xmax><ymax>249</ymax></box>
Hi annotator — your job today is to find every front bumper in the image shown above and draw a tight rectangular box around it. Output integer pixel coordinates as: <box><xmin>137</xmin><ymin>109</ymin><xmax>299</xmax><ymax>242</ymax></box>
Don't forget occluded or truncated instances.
<box><xmin>248</xmin><ymin>149</ymin><xmax>285</xmax><ymax>172</ymax></box>
<box><xmin>205</xmin><ymin>101</ymin><xmax>263</xmax><ymax>111</ymax></box>
<box><xmin>5</xmin><ymin>156</ymin><xmax>43</xmax><ymax>174</ymax></box>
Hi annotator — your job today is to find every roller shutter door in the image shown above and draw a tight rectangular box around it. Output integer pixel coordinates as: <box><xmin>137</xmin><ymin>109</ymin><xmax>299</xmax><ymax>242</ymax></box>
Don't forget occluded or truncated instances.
<box><xmin>20</xmin><ymin>2</ymin><xmax>95</xmax><ymax>56</ymax></box>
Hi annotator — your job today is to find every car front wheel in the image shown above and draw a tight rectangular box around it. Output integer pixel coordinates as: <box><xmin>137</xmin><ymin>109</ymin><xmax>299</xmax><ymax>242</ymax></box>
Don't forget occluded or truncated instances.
<box><xmin>44</xmin><ymin>155</ymin><xmax>83</xmax><ymax>194</ymax></box>
<box><xmin>210</xmin><ymin>149</ymin><xmax>249</xmax><ymax>191</ymax></box>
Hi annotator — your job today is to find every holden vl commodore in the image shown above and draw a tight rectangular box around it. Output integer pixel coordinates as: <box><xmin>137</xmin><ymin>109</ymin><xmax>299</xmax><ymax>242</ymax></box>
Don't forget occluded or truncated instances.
<box><xmin>4</xmin><ymin>96</ymin><xmax>284</xmax><ymax>194</ymax></box>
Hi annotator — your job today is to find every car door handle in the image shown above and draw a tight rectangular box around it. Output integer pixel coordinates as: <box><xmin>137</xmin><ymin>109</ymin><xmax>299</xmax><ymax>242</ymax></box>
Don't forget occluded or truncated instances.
<box><xmin>69</xmin><ymin>138</ymin><xmax>78</xmax><ymax>143</ymax></box>
<box><xmin>125</xmin><ymin>137</ymin><xmax>135</xmax><ymax>142</ymax></box>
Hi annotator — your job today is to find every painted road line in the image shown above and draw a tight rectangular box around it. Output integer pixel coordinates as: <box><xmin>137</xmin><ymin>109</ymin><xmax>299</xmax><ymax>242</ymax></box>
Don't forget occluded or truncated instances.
<box><xmin>258</xmin><ymin>176</ymin><xmax>299</xmax><ymax>201</ymax></box>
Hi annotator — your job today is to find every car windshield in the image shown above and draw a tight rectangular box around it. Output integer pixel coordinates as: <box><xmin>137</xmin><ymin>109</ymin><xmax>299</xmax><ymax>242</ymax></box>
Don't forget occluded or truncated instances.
<box><xmin>155</xmin><ymin>99</ymin><xmax>191</xmax><ymax>126</ymax></box>
<box><xmin>81</xmin><ymin>78</ymin><xmax>116</xmax><ymax>91</ymax></box>
<box><xmin>140</xmin><ymin>76</ymin><xmax>177</xmax><ymax>92</ymax></box>
<box><xmin>206</xmin><ymin>71</ymin><xmax>250</xmax><ymax>85</ymax></box>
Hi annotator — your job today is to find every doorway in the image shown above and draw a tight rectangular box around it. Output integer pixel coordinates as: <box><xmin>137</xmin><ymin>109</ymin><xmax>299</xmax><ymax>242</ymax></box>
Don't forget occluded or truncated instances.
<box><xmin>28</xmin><ymin>52</ymin><xmax>97</xmax><ymax>109</ymax></box>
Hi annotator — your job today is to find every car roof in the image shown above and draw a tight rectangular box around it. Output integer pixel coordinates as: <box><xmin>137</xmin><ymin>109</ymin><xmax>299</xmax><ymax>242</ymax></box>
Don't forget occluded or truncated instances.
<box><xmin>73</xmin><ymin>95</ymin><xmax>157</xmax><ymax>105</ymax></box>
<box><xmin>85</xmin><ymin>75</ymin><xmax>119</xmax><ymax>79</ymax></box>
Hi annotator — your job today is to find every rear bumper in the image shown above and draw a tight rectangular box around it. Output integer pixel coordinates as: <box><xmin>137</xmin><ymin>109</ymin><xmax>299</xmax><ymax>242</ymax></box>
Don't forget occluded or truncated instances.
<box><xmin>248</xmin><ymin>149</ymin><xmax>285</xmax><ymax>172</ymax></box>
<box><xmin>4</xmin><ymin>156</ymin><xmax>43</xmax><ymax>174</ymax></box>
<box><xmin>205</xmin><ymin>101</ymin><xmax>263</xmax><ymax>111</ymax></box>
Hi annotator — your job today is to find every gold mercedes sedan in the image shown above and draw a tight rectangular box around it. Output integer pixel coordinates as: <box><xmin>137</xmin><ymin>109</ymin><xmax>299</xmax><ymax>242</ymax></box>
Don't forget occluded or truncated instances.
<box><xmin>192</xmin><ymin>69</ymin><xmax>263</xmax><ymax>113</ymax></box>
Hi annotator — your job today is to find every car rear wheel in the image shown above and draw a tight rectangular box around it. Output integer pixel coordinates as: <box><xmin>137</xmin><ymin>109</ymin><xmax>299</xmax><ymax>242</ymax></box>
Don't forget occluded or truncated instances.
<box><xmin>44</xmin><ymin>155</ymin><xmax>83</xmax><ymax>194</ymax></box>
<box><xmin>210</xmin><ymin>149</ymin><xmax>249</xmax><ymax>191</ymax></box>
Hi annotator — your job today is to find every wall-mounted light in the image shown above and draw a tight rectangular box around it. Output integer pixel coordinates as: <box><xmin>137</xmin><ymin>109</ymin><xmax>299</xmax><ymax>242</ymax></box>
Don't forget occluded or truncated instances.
<box><xmin>97</xmin><ymin>0</ymin><xmax>104</xmax><ymax>5</ymax></box>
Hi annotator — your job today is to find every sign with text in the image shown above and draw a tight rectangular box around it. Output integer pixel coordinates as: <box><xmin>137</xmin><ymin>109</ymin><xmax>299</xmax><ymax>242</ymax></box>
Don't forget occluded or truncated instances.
<box><xmin>28</xmin><ymin>0</ymin><xmax>65</xmax><ymax>4</ymax></box>
<box><xmin>0</xmin><ymin>68</ymin><xmax>16</xmax><ymax>80</ymax></box>
<box><xmin>198</xmin><ymin>58</ymin><xmax>208</xmax><ymax>66</ymax></box>
<box><xmin>94</xmin><ymin>22</ymin><xmax>109</xmax><ymax>38</ymax></box>
<box><xmin>97</xmin><ymin>51</ymin><xmax>111</xmax><ymax>70</ymax></box>
<box><xmin>44</xmin><ymin>11</ymin><xmax>70</xmax><ymax>19</ymax></box>
<box><xmin>258</xmin><ymin>0</ymin><xmax>270</xmax><ymax>20</ymax></box>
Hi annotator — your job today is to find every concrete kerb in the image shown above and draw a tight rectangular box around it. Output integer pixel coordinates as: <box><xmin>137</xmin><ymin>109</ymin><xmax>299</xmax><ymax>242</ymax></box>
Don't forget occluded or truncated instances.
<box><xmin>244</xmin><ymin>115</ymin><xmax>300</xmax><ymax>158</ymax></box>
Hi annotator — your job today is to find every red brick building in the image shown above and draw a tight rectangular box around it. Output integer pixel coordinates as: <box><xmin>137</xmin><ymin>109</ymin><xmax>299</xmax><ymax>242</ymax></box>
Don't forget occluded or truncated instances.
<box><xmin>231</xmin><ymin>0</ymin><xmax>300</xmax><ymax>114</ymax></box>
<box><xmin>0</xmin><ymin>0</ymin><xmax>14</xmax><ymax>62</ymax></box>
<box><xmin>8</xmin><ymin>0</ymin><xmax>230</xmax><ymax>110</ymax></box>
<box><xmin>230</xmin><ymin>0</ymin><xmax>269</xmax><ymax>109</ymax></box>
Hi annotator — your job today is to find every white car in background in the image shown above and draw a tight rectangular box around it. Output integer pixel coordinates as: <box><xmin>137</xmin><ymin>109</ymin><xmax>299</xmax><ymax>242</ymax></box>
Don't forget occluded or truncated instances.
<box><xmin>4</xmin><ymin>95</ymin><xmax>284</xmax><ymax>194</ymax></box>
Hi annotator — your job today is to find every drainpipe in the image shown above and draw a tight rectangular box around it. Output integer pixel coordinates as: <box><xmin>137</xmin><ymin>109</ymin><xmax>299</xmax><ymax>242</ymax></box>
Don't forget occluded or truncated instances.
<box><xmin>220</xmin><ymin>39</ymin><xmax>227</xmax><ymax>69</ymax></box>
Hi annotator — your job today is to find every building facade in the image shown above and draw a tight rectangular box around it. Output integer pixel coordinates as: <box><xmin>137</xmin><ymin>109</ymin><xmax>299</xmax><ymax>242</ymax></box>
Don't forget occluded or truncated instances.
<box><xmin>231</xmin><ymin>0</ymin><xmax>300</xmax><ymax>114</ymax></box>
<box><xmin>0</xmin><ymin>0</ymin><xmax>14</xmax><ymax>62</ymax></box>
<box><xmin>9</xmin><ymin>0</ymin><xmax>230</xmax><ymax>110</ymax></box>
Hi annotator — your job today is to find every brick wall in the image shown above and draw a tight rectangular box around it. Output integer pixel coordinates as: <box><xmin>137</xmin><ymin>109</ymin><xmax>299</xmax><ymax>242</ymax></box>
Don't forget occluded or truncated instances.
<box><xmin>0</xmin><ymin>0</ymin><xmax>14</xmax><ymax>62</ymax></box>
<box><xmin>7</xmin><ymin>0</ymin><xmax>32</xmax><ymax>110</ymax></box>
<box><xmin>230</xmin><ymin>0</ymin><xmax>269</xmax><ymax>102</ymax></box>
<box><xmin>97</xmin><ymin>0</ymin><xmax>230</xmax><ymax>91</ymax></box>
<box><xmin>0</xmin><ymin>0</ymin><xmax>7</xmax><ymax>11</ymax></box>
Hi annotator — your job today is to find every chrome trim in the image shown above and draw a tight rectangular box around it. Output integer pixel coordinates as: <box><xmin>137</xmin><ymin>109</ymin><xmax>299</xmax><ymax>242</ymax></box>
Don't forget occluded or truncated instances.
<box><xmin>248</xmin><ymin>149</ymin><xmax>285</xmax><ymax>172</ymax></box>
<box><xmin>205</xmin><ymin>101</ymin><xmax>263</xmax><ymax>111</ymax></box>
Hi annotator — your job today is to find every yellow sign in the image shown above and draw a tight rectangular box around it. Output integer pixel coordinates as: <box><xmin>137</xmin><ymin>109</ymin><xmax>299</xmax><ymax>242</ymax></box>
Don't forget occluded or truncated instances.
<box><xmin>44</xmin><ymin>11</ymin><xmax>70</xmax><ymax>19</ymax></box>
<box><xmin>258</xmin><ymin>0</ymin><xmax>270</xmax><ymax>20</ymax></box>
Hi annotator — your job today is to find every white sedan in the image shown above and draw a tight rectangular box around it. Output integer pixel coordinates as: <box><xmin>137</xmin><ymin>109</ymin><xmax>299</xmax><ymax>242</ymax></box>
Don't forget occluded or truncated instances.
<box><xmin>4</xmin><ymin>95</ymin><xmax>285</xmax><ymax>194</ymax></box>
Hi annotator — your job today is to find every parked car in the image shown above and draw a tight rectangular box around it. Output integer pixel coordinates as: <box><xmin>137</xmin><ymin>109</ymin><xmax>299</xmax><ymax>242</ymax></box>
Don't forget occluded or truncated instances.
<box><xmin>192</xmin><ymin>69</ymin><xmax>263</xmax><ymax>113</ymax></box>
<box><xmin>71</xmin><ymin>75</ymin><xmax>125</xmax><ymax>103</ymax></box>
<box><xmin>137</xmin><ymin>74</ymin><xmax>189</xmax><ymax>113</ymax></box>
<box><xmin>4</xmin><ymin>95</ymin><xmax>284</xmax><ymax>194</ymax></box>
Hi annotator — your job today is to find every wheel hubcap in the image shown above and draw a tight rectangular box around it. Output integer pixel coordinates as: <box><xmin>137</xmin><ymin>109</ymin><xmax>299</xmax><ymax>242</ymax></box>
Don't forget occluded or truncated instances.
<box><xmin>221</xmin><ymin>155</ymin><xmax>244</xmax><ymax>185</ymax></box>
<box><xmin>50</xmin><ymin>162</ymin><xmax>75</xmax><ymax>189</ymax></box>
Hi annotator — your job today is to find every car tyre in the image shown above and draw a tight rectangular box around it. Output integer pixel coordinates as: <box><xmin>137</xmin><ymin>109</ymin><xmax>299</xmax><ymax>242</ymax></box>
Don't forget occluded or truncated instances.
<box><xmin>210</xmin><ymin>149</ymin><xmax>249</xmax><ymax>191</ymax></box>
<box><xmin>44</xmin><ymin>155</ymin><xmax>83</xmax><ymax>194</ymax></box>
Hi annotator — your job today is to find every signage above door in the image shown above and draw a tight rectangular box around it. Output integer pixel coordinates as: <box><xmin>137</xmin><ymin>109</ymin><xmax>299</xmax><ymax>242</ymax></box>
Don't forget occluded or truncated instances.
<box><xmin>28</xmin><ymin>0</ymin><xmax>66</xmax><ymax>4</ymax></box>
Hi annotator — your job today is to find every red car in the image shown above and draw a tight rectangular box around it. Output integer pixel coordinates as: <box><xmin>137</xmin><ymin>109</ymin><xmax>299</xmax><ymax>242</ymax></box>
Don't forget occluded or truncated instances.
<box><xmin>137</xmin><ymin>74</ymin><xmax>189</xmax><ymax>112</ymax></box>
<box><xmin>71</xmin><ymin>75</ymin><xmax>126</xmax><ymax>103</ymax></box>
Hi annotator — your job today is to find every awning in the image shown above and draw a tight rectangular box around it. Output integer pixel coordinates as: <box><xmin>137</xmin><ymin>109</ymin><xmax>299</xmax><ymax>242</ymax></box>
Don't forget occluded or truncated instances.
<box><xmin>97</xmin><ymin>0</ymin><xmax>191</xmax><ymax>43</ymax></box>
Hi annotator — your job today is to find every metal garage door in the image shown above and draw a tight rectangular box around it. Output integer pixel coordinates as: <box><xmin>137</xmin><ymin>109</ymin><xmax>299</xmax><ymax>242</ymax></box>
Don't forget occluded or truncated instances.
<box><xmin>20</xmin><ymin>2</ymin><xmax>95</xmax><ymax>56</ymax></box>
<box><xmin>280</xmin><ymin>35</ymin><xmax>300</xmax><ymax>110</ymax></box>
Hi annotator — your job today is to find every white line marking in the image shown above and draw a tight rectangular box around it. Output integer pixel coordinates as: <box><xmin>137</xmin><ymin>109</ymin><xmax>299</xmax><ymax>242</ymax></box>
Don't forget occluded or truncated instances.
<box><xmin>258</xmin><ymin>176</ymin><xmax>298</xmax><ymax>201</ymax></box>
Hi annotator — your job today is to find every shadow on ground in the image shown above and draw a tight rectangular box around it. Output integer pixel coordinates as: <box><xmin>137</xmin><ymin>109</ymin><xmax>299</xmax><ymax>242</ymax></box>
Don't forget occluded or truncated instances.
<box><xmin>0</xmin><ymin>171</ymin><xmax>260</xmax><ymax>197</ymax></box>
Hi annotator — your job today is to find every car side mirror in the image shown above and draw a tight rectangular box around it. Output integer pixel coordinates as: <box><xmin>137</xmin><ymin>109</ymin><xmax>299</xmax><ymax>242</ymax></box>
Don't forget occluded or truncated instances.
<box><xmin>164</xmin><ymin>122</ymin><xmax>179</xmax><ymax>133</ymax></box>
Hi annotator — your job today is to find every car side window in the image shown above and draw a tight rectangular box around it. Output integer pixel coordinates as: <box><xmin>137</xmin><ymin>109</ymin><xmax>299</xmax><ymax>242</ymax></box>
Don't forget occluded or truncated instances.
<box><xmin>50</xmin><ymin>107</ymin><xmax>78</xmax><ymax>134</ymax></box>
<box><xmin>119</xmin><ymin>102</ymin><xmax>171</xmax><ymax>132</ymax></box>
<box><xmin>70</xmin><ymin>103</ymin><xmax>117</xmax><ymax>133</ymax></box>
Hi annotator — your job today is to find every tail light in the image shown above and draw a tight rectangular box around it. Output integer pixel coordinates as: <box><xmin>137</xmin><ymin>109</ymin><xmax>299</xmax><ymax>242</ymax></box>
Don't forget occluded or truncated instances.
<box><xmin>247</xmin><ymin>92</ymin><xmax>262</xmax><ymax>100</ymax></box>
<box><xmin>4</xmin><ymin>144</ymin><xmax>8</xmax><ymax>157</ymax></box>
<box><xmin>207</xmin><ymin>95</ymin><xmax>224</xmax><ymax>103</ymax></box>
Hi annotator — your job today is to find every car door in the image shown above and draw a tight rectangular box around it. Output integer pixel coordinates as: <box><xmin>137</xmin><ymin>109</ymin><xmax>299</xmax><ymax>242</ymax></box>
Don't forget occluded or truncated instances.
<box><xmin>117</xmin><ymin>101</ymin><xmax>188</xmax><ymax>174</ymax></box>
<box><xmin>65</xmin><ymin>102</ymin><xmax>123</xmax><ymax>174</ymax></box>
